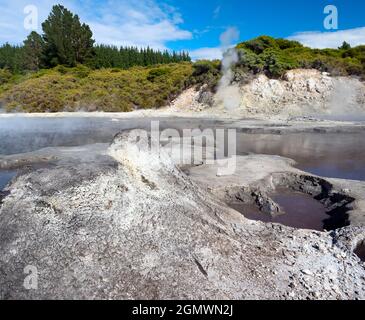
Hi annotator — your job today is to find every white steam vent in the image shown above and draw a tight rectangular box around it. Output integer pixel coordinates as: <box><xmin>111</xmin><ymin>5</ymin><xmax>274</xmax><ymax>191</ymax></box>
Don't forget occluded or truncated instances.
<box><xmin>215</xmin><ymin>27</ymin><xmax>242</xmax><ymax>112</ymax></box>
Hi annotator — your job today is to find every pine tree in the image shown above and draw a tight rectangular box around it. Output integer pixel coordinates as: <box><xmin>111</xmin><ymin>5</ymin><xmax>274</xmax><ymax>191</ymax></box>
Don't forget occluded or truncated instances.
<box><xmin>339</xmin><ymin>41</ymin><xmax>351</xmax><ymax>50</ymax></box>
<box><xmin>23</xmin><ymin>31</ymin><xmax>44</xmax><ymax>71</ymax></box>
<box><xmin>42</xmin><ymin>5</ymin><xmax>94</xmax><ymax>67</ymax></box>
<box><xmin>0</xmin><ymin>43</ymin><xmax>23</xmax><ymax>72</ymax></box>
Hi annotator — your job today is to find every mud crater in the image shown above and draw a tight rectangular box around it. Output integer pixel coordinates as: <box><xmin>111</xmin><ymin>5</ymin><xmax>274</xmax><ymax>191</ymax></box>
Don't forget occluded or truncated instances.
<box><xmin>225</xmin><ymin>173</ymin><xmax>355</xmax><ymax>231</ymax></box>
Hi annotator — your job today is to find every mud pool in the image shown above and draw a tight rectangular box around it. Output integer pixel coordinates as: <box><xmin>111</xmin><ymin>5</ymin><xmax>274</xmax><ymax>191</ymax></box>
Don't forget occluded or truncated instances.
<box><xmin>230</xmin><ymin>188</ymin><xmax>330</xmax><ymax>231</ymax></box>
<box><xmin>236</xmin><ymin>132</ymin><xmax>365</xmax><ymax>181</ymax></box>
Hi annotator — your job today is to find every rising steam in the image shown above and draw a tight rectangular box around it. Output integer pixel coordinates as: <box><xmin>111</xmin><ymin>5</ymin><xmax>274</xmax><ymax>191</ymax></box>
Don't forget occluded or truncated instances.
<box><xmin>215</xmin><ymin>27</ymin><xmax>241</xmax><ymax>111</ymax></box>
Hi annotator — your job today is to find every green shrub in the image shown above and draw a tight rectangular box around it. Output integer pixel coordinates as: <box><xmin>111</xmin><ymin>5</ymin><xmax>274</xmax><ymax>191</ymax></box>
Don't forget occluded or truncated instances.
<box><xmin>237</xmin><ymin>36</ymin><xmax>279</xmax><ymax>54</ymax></box>
<box><xmin>73</xmin><ymin>65</ymin><xmax>91</xmax><ymax>78</ymax></box>
<box><xmin>0</xmin><ymin>68</ymin><xmax>12</xmax><ymax>85</ymax></box>
<box><xmin>236</xmin><ymin>48</ymin><xmax>264</xmax><ymax>73</ymax></box>
<box><xmin>190</xmin><ymin>60</ymin><xmax>221</xmax><ymax>90</ymax></box>
<box><xmin>147</xmin><ymin>67</ymin><xmax>171</xmax><ymax>82</ymax></box>
<box><xmin>275</xmin><ymin>38</ymin><xmax>303</xmax><ymax>50</ymax></box>
<box><xmin>260</xmin><ymin>49</ymin><xmax>299</xmax><ymax>78</ymax></box>
<box><xmin>55</xmin><ymin>65</ymin><xmax>68</xmax><ymax>74</ymax></box>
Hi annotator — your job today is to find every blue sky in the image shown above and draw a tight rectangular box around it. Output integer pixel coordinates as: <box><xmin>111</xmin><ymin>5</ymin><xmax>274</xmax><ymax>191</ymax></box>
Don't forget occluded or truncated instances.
<box><xmin>1</xmin><ymin>0</ymin><xmax>365</xmax><ymax>60</ymax></box>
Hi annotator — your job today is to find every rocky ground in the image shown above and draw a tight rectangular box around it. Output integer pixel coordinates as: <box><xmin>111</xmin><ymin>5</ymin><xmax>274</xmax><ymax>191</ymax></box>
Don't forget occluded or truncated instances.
<box><xmin>1</xmin><ymin>121</ymin><xmax>365</xmax><ymax>300</ymax></box>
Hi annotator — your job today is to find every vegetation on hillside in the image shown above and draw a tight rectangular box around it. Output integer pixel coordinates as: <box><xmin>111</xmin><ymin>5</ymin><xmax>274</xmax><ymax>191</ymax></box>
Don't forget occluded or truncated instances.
<box><xmin>189</xmin><ymin>59</ymin><xmax>221</xmax><ymax>91</ymax></box>
<box><xmin>1</xmin><ymin>63</ymin><xmax>193</xmax><ymax>112</ymax></box>
<box><xmin>236</xmin><ymin>36</ymin><xmax>365</xmax><ymax>78</ymax></box>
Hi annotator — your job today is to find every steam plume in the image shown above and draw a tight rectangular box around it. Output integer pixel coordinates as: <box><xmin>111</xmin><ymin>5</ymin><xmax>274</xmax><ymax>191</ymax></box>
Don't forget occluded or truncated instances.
<box><xmin>215</xmin><ymin>27</ymin><xmax>241</xmax><ymax>111</ymax></box>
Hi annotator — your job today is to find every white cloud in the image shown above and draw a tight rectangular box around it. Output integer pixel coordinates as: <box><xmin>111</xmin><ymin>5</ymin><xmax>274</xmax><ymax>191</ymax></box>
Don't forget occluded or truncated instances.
<box><xmin>83</xmin><ymin>0</ymin><xmax>192</xmax><ymax>49</ymax></box>
<box><xmin>189</xmin><ymin>47</ymin><xmax>223</xmax><ymax>61</ymax></box>
<box><xmin>0</xmin><ymin>0</ymin><xmax>192</xmax><ymax>49</ymax></box>
<box><xmin>288</xmin><ymin>27</ymin><xmax>365</xmax><ymax>48</ymax></box>
<box><xmin>213</xmin><ymin>6</ymin><xmax>221</xmax><ymax>19</ymax></box>
<box><xmin>90</xmin><ymin>20</ymin><xmax>191</xmax><ymax>49</ymax></box>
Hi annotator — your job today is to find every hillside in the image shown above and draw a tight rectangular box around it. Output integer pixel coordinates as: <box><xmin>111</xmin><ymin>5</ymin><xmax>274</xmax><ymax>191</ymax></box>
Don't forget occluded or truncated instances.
<box><xmin>1</xmin><ymin>36</ymin><xmax>365</xmax><ymax>114</ymax></box>
<box><xmin>0</xmin><ymin>63</ymin><xmax>193</xmax><ymax>112</ymax></box>
<box><xmin>235</xmin><ymin>36</ymin><xmax>365</xmax><ymax>79</ymax></box>
<box><xmin>168</xmin><ymin>68</ymin><xmax>365</xmax><ymax>119</ymax></box>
